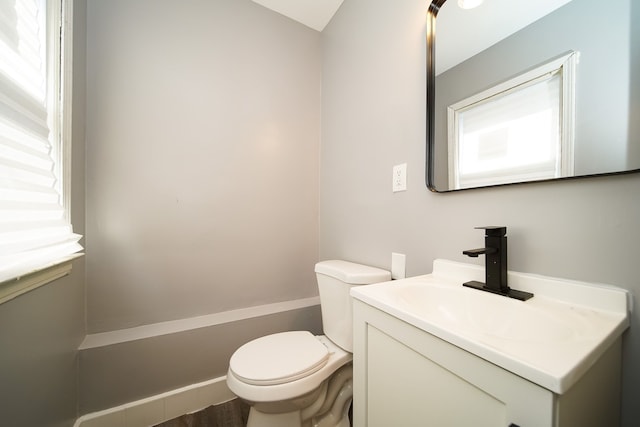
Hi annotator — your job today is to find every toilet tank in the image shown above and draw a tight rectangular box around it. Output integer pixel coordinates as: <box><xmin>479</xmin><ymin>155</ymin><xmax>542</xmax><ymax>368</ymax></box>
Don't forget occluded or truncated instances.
<box><xmin>315</xmin><ymin>260</ymin><xmax>391</xmax><ymax>352</ymax></box>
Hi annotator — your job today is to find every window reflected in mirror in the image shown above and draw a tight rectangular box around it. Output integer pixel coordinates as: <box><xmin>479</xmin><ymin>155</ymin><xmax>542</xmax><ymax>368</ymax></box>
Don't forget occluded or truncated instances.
<box><xmin>448</xmin><ymin>52</ymin><xmax>577</xmax><ymax>189</ymax></box>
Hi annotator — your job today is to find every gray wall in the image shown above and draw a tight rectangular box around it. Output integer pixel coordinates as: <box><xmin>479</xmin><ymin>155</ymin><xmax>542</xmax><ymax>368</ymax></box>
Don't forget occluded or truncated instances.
<box><xmin>321</xmin><ymin>0</ymin><xmax>640</xmax><ymax>426</ymax></box>
<box><xmin>81</xmin><ymin>0</ymin><xmax>323</xmax><ymax>413</ymax></box>
<box><xmin>0</xmin><ymin>271</ymin><xmax>85</xmax><ymax>427</ymax></box>
<box><xmin>85</xmin><ymin>0</ymin><xmax>321</xmax><ymax>333</ymax></box>
<box><xmin>0</xmin><ymin>0</ymin><xmax>87</xmax><ymax>426</ymax></box>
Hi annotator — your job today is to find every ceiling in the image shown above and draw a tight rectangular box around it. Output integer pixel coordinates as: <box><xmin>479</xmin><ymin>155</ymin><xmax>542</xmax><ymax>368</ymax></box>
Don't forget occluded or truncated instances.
<box><xmin>251</xmin><ymin>0</ymin><xmax>344</xmax><ymax>32</ymax></box>
<box><xmin>250</xmin><ymin>0</ymin><xmax>573</xmax><ymax>64</ymax></box>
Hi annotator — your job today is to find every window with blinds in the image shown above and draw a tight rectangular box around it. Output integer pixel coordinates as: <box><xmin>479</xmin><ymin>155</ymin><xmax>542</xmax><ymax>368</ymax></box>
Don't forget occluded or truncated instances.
<box><xmin>447</xmin><ymin>52</ymin><xmax>578</xmax><ymax>190</ymax></box>
<box><xmin>0</xmin><ymin>0</ymin><xmax>82</xmax><ymax>289</ymax></box>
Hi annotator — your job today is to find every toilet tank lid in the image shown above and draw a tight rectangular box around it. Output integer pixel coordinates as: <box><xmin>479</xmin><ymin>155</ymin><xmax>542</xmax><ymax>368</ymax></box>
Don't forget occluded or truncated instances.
<box><xmin>315</xmin><ymin>260</ymin><xmax>391</xmax><ymax>285</ymax></box>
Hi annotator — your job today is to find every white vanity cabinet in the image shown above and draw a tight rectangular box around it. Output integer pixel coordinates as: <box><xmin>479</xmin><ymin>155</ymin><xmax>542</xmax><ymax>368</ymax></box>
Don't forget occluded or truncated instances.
<box><xmin>352</xmin><ymin>286</ymin><xmax>625</xmax><ymax>427</ymax></box>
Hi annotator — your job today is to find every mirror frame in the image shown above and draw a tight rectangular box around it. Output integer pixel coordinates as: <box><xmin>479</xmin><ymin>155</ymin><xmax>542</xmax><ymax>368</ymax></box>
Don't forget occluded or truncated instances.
<box><xmin>426</xmin><ymin>0</ymin><xmax>640</xmax><ymax>192</ymax></box>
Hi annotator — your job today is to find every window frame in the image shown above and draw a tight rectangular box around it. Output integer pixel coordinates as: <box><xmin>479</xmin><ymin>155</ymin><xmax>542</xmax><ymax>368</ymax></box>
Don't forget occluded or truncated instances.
<box><xmin>447</xmin><ymin>51</ymin><xmax>578</xmax><ymax>190</ymax></box>
<box><xmin>0</xmin><ymin>0</ymin><xmax>81</xmax><ymax>304</ymax></box>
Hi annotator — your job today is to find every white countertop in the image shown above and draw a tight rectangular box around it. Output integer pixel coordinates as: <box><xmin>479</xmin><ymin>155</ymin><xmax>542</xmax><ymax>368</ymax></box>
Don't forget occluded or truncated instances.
<box><xmin>351</xmin><ymin>259</ymin><xmax>630</xmax><ymax>394</ymax></box>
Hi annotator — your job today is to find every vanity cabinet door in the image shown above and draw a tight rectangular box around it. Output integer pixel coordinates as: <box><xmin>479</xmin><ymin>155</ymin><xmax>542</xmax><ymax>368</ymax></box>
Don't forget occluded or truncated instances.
<box><xmin>352</xmin><ymin>300</ymin><xmax>555</xmax><ymax>427</ymax></box>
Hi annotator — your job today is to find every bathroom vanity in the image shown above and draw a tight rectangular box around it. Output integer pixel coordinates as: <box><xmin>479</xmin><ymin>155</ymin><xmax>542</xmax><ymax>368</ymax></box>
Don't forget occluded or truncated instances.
<box><xmin>350</xmin><ymin>260</ymin><xmax>630</xmax><ymax>427</ymax></box>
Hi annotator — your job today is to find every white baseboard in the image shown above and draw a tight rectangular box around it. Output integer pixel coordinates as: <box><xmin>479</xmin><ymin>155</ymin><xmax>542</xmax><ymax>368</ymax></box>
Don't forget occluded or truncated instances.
<box><xmin>74</xmin><ymin>376</ymin><xmax>235</xmax><ymax>427</ymax></box>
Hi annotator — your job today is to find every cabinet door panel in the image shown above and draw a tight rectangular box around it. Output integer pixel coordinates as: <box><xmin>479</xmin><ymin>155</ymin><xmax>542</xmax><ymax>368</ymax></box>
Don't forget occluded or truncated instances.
<box><xmin>353</xmin><ymin>301</ymin><xmax>555</xmax><ymax>427</ymax></box>
<box><xmin>367</xmin><ymin>325</ymin><xmax>507</xmax><ymax>427</ymax></box>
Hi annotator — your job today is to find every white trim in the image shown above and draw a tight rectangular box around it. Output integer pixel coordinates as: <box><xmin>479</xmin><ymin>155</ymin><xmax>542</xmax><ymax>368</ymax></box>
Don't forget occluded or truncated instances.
<box><xmin>560</xmin><ymin>51</ymin><xmax>578</xmax><ymax>176</ymax></box>
<box><xmin>0</xmin><ymin>254</ymin><xmax>82</xmax><ymax>304</ymax></box>
<box><xmin>74</xmin><ymin>376</ymin><xmax>235</xmax><ymax>427</ymax></box>
<box><xmin>47</xmin><ymin>0</ymin><xmax>74</xmax><ymax>216</ymax></box>
<box><xmin>60</xmin><ymin>0</ymin><xmax>74</xmax><ymax>221</ymax></box>
<box><xmin>79</xmin><ymin>296</ymin><xmax>321</xmax><ymax>349</ymax></box>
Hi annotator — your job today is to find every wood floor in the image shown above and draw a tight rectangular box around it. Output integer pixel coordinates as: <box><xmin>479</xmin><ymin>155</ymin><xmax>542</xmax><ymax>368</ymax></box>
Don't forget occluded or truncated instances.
<box><xmin>154</xmin><ymin>399</ymin><xmax>249</xmax><ymax>427</ymax></box>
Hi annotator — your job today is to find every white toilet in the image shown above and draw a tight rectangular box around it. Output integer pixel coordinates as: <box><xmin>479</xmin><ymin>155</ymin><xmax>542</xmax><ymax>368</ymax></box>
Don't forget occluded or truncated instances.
<box><xmin>226</xmin><ymin>260</ymin><xmax>391</xmax><ymax>427</ymax></box>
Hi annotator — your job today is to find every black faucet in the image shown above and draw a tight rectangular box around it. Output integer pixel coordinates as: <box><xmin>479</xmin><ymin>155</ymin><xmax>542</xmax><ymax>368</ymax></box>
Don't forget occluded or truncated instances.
<box><xmin>462</xmin><ymin>226</ymin><xmax>533</xmax><ymax>301</ymax></box>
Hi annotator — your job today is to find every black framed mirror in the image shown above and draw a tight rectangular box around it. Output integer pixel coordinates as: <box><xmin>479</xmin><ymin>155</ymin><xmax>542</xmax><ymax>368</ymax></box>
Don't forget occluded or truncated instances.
<box><xmin>427</xmin><ymin>0</ymin><xmax>640</xmax><ymax>192</ymax></box>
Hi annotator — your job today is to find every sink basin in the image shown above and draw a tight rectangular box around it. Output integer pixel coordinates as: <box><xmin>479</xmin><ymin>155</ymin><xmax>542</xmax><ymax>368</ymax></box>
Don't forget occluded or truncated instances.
<box><xmin>351</xmin><ymin>259</ymin><xmax>630</xmax><ymax>393</ymax></box>
<box><xmin>393</xmin><ymin>280</ymin><xmax>582</xmax><ymax>343</ymax></box>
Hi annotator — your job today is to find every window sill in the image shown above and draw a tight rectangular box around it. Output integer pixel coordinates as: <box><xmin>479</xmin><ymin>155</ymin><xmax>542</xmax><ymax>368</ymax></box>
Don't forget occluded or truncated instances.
<box><xmin>0</xmin><ymin>254</ymin><xmax>84</xmax><ymax>305</ymax></box>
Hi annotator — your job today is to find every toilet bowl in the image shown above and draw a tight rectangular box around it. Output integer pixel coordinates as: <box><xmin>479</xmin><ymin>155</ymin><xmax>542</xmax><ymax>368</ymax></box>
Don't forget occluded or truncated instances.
<box><xmin>226</xmin><ymin>260</ymin><xmax>391</xmax><ymax>427</ymax></box>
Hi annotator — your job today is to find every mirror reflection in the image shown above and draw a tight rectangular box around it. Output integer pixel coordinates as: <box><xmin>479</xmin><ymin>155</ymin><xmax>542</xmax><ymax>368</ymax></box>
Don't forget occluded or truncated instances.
<box><xmin>427</xmin><ymin>0</ymin><xmax>640</xmax><ymax>192</ymax></box>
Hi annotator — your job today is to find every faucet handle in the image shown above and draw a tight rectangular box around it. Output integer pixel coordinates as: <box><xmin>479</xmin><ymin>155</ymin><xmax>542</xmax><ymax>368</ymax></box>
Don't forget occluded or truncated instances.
<box><xmin>474</xmin><ymin>226</ymin><xmax>506</xmax><ymax>237</ymax></box>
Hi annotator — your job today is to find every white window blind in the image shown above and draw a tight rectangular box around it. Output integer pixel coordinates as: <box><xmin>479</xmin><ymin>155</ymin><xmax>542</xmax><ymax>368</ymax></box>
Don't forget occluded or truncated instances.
<box><xmin>0</xmin><ymin>0</ymin><xmax>82</xmax><ymax>284</ymax></box>
<box><xmin>455</xmin><ymin>73</ymin><xmax>562</xmax><ymax>188</ymax></box>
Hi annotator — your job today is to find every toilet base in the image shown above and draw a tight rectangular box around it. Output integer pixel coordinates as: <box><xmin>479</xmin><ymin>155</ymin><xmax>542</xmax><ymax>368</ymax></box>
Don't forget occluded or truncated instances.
<box><xmin>247</xmin><ymin>407</ymin><xmax>350</xmax><ymax>427</ymax></box>
<box><xmin>247</xmin><ymin>409</ymin><xmax>303</xmax><ymax>427</ymax></box>
<box><xmin>245</xmin><ymin>364</ymin><xmax>353</xmax><ymax>427</ymax></box>
<box><xmin>247</xmin><ymin>400</ymin><xmax>351</xmax><ymax>427</ymax></box>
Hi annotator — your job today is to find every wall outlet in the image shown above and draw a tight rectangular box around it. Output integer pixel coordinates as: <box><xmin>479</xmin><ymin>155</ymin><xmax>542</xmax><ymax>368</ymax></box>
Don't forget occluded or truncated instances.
<box><xmin>392</xmin><ymin>163</ymin><xmax>407</xmax><ymax>192</ymax></box>
<box><xmin>391</xmin><ymin>252</ymin><xmax>406</xmax><ymax>279</ymax></box>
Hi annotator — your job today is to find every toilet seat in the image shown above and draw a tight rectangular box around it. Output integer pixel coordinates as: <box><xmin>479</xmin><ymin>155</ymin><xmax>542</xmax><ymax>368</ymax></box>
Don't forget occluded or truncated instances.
<box><xmin>229</xmin><ymin>331</ymin><xmax>330</xmax><ymax>386</ymax></box>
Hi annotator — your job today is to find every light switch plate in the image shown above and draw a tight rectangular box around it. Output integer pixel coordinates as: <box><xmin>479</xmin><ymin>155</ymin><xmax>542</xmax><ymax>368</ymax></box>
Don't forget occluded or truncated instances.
<box><xmin>392</xmin><ymin>163</ymin><xmax>407</xmax><ymax>192</ymax></box>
